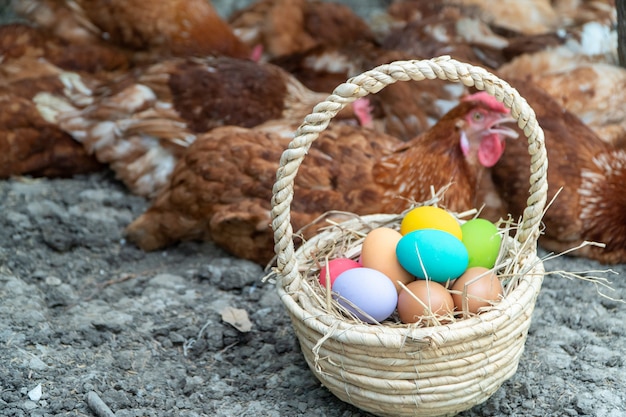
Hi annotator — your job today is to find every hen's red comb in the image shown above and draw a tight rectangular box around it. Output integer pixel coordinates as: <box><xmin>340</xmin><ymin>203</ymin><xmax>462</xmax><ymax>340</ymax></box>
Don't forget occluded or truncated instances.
<box><xmin>462</xmin><ymin>92</ymin><xmax>509</xmax><ymax>113</ymax></box>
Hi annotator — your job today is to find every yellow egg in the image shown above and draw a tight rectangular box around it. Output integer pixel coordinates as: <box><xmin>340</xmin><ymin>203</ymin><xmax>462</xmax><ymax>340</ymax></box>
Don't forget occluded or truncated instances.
<box><xmin>360</xmin><ymin>227</ymin><xmax>415</xmax><ymax>293</ymax></box>
<box><xmin>400</xmin><ymin>206</ymin><xmax>462</xmax><ymax>239</ymax></box>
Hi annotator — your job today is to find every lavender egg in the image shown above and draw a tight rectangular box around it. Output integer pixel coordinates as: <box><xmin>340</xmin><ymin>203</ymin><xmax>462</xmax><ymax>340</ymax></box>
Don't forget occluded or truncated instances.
<box><xmin>332</xmin><ymin>267</ymin><xmax>398</xmax><ymax>323</ymax></box>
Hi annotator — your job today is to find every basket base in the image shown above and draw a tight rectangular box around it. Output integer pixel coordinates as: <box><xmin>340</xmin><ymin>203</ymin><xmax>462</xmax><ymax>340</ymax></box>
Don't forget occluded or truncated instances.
<box><xmin>292</xmin><ymin>311</ymin><xmax>529</xmax><ymax>417</ymax></box>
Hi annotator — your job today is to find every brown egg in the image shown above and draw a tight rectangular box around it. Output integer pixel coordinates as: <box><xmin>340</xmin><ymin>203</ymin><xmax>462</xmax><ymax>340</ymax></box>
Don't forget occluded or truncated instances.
<box><xmin>360</xmin><ymin>227</ymin><xmax>415</xmax><ymax>293</ymax></box>
<box><xmin>451</xmin><ymin>267</ymin><xmax>503</xmax><ymax>315</ymax></box>
<box><xmin>397</xmin><ymin>280</ymin><xmax>454</xmax><ymax>325</ymax></box>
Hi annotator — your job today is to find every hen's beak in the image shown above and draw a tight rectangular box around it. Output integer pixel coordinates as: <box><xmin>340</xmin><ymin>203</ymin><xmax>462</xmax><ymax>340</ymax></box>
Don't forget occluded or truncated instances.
<box><xmin>488</xmin><ymin>116</ymin><xmax>519</xmax><ymax>139</ymax></box>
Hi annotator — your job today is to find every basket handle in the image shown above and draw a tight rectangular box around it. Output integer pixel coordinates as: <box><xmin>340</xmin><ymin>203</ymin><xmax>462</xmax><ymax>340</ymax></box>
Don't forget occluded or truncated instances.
<box><xmin>271</xmin><ymin>56</ymin><xmax>548</xmax><ymax>287</ymax></box>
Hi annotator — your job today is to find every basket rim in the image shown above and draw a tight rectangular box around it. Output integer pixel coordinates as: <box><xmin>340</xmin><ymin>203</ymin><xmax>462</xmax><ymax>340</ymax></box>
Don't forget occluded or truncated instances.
<box><xmin>270</xmin><ymin>56</ymin><xmax>548</xmax><ymax>291</ymax></box>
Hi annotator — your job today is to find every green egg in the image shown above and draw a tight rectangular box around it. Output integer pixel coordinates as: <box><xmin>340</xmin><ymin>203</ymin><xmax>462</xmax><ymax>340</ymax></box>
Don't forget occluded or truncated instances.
<box><xmin>460</xmin><ymin>218</ymin><xmax>502</xmax><ymax>269</ymax></box>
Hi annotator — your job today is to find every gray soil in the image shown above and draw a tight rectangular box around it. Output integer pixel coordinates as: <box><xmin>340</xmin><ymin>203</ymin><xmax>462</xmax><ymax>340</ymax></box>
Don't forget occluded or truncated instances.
<box><xmin>1</xmin><ymin>171</ymin><xmax>625</xmax><ymax>417</ymax></box>
<box><xmin>2</xmin><ymin>1</ymin><xmax>626</xmax><ymax>416</ymax></box>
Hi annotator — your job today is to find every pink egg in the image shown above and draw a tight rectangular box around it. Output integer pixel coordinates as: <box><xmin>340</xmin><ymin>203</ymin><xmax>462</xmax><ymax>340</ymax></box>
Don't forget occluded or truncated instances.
<box><xmin>318</xmin><ymin>258</ymin><xmax>361</xmax><ymax>288</ymax></box>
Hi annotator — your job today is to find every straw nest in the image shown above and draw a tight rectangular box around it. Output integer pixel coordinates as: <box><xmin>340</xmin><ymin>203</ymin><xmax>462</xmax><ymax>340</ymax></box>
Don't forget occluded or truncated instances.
<box><xmin>270</xmin><ymin>56</ymin><xmax>548</xmax><ymax>417</ymax></box>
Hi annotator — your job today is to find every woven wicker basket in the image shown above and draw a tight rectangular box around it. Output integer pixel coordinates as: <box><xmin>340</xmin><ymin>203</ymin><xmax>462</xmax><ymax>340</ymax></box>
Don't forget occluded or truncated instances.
<box><xmin>270</xmin><ymin>56</ymin><xmax>548</xmax><ymax>417</ymax></box>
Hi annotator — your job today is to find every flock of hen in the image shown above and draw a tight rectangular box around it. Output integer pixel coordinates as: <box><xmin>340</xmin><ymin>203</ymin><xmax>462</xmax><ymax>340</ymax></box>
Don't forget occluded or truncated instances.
<box><xmin>1</xmin><ymin>0</ymin><xmax>625</xmax><ymax>266</ymax></box>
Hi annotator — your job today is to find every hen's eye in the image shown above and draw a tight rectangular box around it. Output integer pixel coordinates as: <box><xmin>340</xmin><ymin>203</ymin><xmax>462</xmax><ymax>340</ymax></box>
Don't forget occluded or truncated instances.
<box><xmin>472</xmin><ymin>111</ymin><xmax>484</xmax><ymax>122</ymax></box>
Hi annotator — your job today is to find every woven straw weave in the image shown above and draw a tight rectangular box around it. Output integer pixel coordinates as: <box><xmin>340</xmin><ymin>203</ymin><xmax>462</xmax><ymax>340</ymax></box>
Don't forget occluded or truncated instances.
<box><xmin>270</xmin><ymin>56</ymin><xmax>548</xmax><ymax>417</ymax></box>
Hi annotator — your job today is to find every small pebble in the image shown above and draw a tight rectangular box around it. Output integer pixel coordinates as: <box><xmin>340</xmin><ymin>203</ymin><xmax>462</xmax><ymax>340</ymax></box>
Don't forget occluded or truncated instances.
<box><xmin>22</xmin><ymin>400</ymin><xmax>37</xmax><ymax>411</ymax></box>
<box><xmin>28</xmin><ymin>357</ymin><xmax>48</xmax><ymax>371</ymax></box>
<box><xmin>45</xmin><ymin>276</ymin><xmax>62</xmax><ymax>286</ymax></box>
<box><xmin>27</xmin><ymin>384</ymin><xmax>42</xmax><ymax>401</ymax></box>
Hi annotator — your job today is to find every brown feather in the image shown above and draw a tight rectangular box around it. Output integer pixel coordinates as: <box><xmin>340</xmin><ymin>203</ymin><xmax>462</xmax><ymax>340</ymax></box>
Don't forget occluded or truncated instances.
<box><xmin>0</xmin><ymin>94</ymin><xmax>103</xmax><ymax>178</ymax></box>
<box><xmin>0</xmin><ymin>50</ymin><xmax>106</xmax><ymax>178</ymax></box>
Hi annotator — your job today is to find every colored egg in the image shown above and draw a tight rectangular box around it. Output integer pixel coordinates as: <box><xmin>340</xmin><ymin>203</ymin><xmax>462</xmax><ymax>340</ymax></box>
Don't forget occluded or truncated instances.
<box><xmin>332</xmin><ymin>267</ymin><xmax>398</xmax><ymax>324</ymax></box>
<box><xmin>400</xmin><ymin>206</ymin><xmax>462</xmax><ymax>240</ymax></box>
<box><xmin>396</xmin><ymin>229</ymin><xmax>469</xmax><ymax>283</ymax></box>
<box><xmin>318</xmin><ymin>258</ymin><xmax>361</xmax><ymax>288</ymax></box>
<box><xmin>360</xmin><ymin>227</ymin><xmax>415</xmax><ymax>293</ymax></box>
<box><xmin>461</xmin><ymin>218</ymin><xmax>502</xmax><ymax>269</ymax></box>
<box><xmin>397</xmin><ymin>280</ymin><xmax>454</xmax><ymax>325</ymax></box>
<box><xmin>451</xmin><ymin>267</ymin><xmax>503</xmax><ymax>315</ymax></box>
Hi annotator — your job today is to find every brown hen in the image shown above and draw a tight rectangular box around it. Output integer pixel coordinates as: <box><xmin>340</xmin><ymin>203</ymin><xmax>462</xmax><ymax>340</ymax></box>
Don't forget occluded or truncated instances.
<box><xmin>14</xmin><ymin>0</ymin><xmax>252</xmax><ymax>61</ymax></box>
<box><xmin>380</xmin><ymin>2</ymin><xmax>511</xmax><ymax>69</ymax></box>
<box><xmin>492</xmin><ymin>80</ymin><xmax>626</xmax><ymax>264</ymax></box>
<box><xmin>0</xmin><ymin>26</ymin><xmax>111</xmax><ymax>178</ymax></box>
<box><xmin>381</xmin><ymin>0</ymin><xmax>560</xmax><ymax>33</ymax></box>
<box><xmin>498</xmin><ymin>24</ymin><xmax>624</xmax><ymax>147</ymax></box>
<box><xmin>228</xmin><ymin>0</ymin><xmax>376</xmax><ymax>61</ymax></box>
<box><xmin>0</xmin><ymin>92</ymin><xmax>103</xmax><ymax>178</ymax></box>
<box><xmin>0</xmin><ymin>23</ymin><xmax>131</xmax><ymax>74</ymax></box>
<box><xmin>125</xmin><ymin>93</ymin><xmax>517</xmax><ymax>265</ymax></box>
<box><xmin>453</xmin><ymin>0</ymin><xmax>561</xmax><ymax>35</ymax></box>
<box><xmin>34</xmin><ymin>56</ymin><xmax>367</xmax><ymax>198</ymax></box>
<box><xmin>379</xmin><ymin>0</ymin><xmax>576</xmax><ymax>70</ymax></box>
<box><xmin>272</xmin><ymin>42</ymin><xmax>470</xmax><ymax>141</ymax></box>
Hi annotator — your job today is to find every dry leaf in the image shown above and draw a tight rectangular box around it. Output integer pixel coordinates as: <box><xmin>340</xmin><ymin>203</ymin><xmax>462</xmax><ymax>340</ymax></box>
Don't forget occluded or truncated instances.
<box><xmin>220</xmin><ymin>306</ymin><xmax>252</xmax><ymax>332</ymax></box>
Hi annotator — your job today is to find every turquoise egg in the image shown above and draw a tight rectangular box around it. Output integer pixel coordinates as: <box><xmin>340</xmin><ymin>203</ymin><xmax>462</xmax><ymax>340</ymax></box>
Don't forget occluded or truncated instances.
<box><xmin>396</xmin><ymin>229</ymin><xmax>469</xmax><ymax>283</ymax></box>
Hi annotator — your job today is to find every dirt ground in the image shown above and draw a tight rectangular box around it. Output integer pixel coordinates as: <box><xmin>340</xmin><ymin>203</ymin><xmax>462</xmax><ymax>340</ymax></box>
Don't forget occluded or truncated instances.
<box><xmin>1</xmin><ymin>1</ymin><xmax>626</xmax><ymax>416</ymax></box>
<box><xmin>1</xmin><ymin>171</ymin><xmax>625</xmax><ymax>417</ymax></box>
